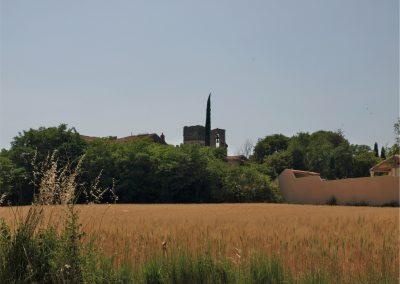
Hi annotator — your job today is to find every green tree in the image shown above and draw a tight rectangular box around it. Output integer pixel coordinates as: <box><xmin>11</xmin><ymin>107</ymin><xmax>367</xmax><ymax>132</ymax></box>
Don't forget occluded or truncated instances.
<box><xmin>332</xmin><ymin>142</ymin><xmax>353</xmax><ymax>178</ymax></box>
<box><xmin>79</xmin><ymin>138</ymin><xmax>118</xmax><ymax>203</ymax></box>
<box><xmin>218</xmin><ymin>165</ymin><xmax>275</xmax><ymax>202</ymax></box>
<box><xmin>305</xmin><ymin>140</ymin><xmax>334</xmax><ymax>179</ymax></box>
<box><xmin>0</xmin><ymin>154</ymin><xmax>27</xmax><ymax>203</ymax></box>
<box><xmin>351</xmin><ymin>145</ymin><xmax>380</xmax><ymax>177</ymax></box>
<box><xmin>287</xmin><ymin>132</ymin><xmax>310</xmax><ymax>170</ymax></box>
<box><xmin>9</xmin><ymin>124</ymin><xmax>86</xmax><ymax>170</ymax></box>
<box><xmin>384</xmin><ymin>119</ymin><xmax>400</xmax><ymax>157</ymax></box>
<box><xmin>387</xmin><ymin>144</ymin><xmax>399</xmax><ymax>156</ymax></box>
<box><xmin>380</xmin><ymin>147</ymin><xmax>386</xmax><ymax>159</ymax></box>
<box><xmin>5</xmin><ymin>124</ymin><xmax>86</xmax><ymax>204</ymax></box>
<box><xmin>252</xmin><ymin>134</ymin><xmax>290</xmax><ymax>163</ymax></box>
<box><xmin>205</xmin><ymin>94</ymin><xmax>211</xmax><ymax>146</ymax></box>
<box><xmin>304</xmin><ymin>131</ymin><xmax>347</xmax><ymax>179</ymax></box>
<box><xmin>373</xmin><ymin>142</ymin><xmax>379</xmax><ymax>157</ymax></box>
<box><xmin>213</xmin><ymin>146</ymin><xmax>227</xmax><ymax>160</ymax></box>
<box><xmin>261</xmin><ymin>151</ymin><xmax>293</xmax><ymax>179</ymax></box>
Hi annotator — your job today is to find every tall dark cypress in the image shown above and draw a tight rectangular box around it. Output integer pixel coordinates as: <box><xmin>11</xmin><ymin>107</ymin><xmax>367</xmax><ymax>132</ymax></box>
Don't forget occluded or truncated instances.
<box><xmin>380</xmin><ymin>147</ymin><xmax>386</xmax><ymax>159</ymax></box>
<box><xmin>205</xmin><ymin>93</ymin><xmax>211</xmax><ymax>146</ymax></box>
<box><xmin>373</xmin><ymin>142</ymin><xmax>379</xmax><ymax>157</ymax></box>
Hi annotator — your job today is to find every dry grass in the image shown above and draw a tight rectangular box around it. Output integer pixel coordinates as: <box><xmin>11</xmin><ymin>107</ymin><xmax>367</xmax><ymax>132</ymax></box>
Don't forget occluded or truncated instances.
<box><xmin>0</xmin><ymin>203</ymin><xmax>398</xmax><ymax>282</ymax></box>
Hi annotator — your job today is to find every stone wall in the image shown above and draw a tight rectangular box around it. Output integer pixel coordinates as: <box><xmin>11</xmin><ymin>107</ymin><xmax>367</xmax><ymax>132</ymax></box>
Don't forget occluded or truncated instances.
<box><xmin>183</xmin><ymin>125</ymin><xmax>205</xmax><ymax>145</ymax></box>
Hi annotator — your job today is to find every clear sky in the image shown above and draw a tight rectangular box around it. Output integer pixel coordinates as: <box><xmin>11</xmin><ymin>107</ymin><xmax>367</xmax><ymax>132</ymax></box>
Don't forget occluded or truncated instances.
<box><xmin>1</xmin><ymin>0</ymin><xmax>399</xmax><ymax>154</ymax></box>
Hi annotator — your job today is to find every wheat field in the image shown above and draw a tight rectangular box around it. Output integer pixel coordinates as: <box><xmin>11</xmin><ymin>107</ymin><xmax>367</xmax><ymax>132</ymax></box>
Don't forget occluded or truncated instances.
<box><xmin>0</xmin><ymin>203</ymin><xmax>398</xmax><ymax>282</ymax></box>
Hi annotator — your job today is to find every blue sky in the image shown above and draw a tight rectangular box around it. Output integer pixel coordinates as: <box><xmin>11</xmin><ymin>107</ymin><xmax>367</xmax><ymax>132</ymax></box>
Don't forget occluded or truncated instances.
<box><xmin>1</xmin><ymin>0</ymin><xmax>398</xmax><ymax>154</ymax></box>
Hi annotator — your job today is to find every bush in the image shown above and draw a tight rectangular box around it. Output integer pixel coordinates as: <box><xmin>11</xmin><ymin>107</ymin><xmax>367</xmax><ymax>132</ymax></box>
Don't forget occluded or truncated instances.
<box><xmin>0</xmin><ymin>151</ymin><xmax>120</xmax><ymax>283</ymax></box>
<box><xmin>326</xmin><ymin>196</ymin><xmax>337</xmax><ymax>206</ymax></box>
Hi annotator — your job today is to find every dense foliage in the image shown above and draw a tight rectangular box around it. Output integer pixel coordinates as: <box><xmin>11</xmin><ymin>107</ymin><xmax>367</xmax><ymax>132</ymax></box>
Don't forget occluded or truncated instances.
<box><xmin>0</xmin><ymin>125</ymin><xmax>277</xmax><ymax>205</ymax></box>
<box><xmin>0</xmin><ymin>125</ymin><xmax>85</xmax><ymax>204</ymax></box>
<box><xmin>1</xmin><ymin>123</ymin><xmax>398</xmax><ymax>205</ymax></box>
<box><xmin>251</xmin><ymin>130</ymin><xmax>397</xmax><ymax>179</ymax></box>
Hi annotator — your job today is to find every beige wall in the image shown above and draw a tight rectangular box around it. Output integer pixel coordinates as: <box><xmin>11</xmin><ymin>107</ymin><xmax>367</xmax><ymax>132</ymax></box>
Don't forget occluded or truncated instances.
<box><xmin>278</xmin><ymin>169</ymin><xmax>400</xmax><ymax>205</ymax></box>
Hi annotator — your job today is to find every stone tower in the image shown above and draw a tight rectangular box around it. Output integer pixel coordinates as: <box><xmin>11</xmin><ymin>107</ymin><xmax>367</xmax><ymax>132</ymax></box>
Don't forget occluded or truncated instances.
<box><xmin>210</xmin><ymin>128</ymin><xmax>227</xmax><ymax>148</ymax></box>
<box><xmin>183</xmin><ymin>94</ymin><xmax>227</xmax><ymax>148</ymax></box>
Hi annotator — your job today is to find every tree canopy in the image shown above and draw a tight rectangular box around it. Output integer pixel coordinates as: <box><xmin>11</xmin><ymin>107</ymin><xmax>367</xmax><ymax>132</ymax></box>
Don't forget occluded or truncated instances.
<box><xmin>1</xmin><ymin>125</ymin><xmax>278</xmax><ymax>205</ymax></box>
<box><xmin>1</xmin><ymin>124</ymin><xmax>394</xmax><ymax>205</ymax></box>
<box><xmin>252</xmin><ymin>130</ymin><xmax>381</xmax><ymax>179</ymax></box>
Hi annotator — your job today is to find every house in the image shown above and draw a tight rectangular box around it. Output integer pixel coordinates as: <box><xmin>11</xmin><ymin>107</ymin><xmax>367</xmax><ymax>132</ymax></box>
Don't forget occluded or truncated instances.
<box><xmin>80</xmin><ymin>133</ymin><xmax>167</xmax><ymax>145</ymax></box>
<box><xmin>224</xmin><ymin>155</ymin><xmax>248</xmax><ymax>166</ymax></box>
<box><xmin>370</xmin><ymin>155</ymin><xmax>400</xmax><ymax>177</ymax></box>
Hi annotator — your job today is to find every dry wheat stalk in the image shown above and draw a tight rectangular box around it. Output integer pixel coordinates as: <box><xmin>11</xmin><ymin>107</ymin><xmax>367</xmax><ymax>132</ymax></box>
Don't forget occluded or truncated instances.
<box><xmin>0</xmin><ymin>193</ymin><xmax>7</xmax><ymax>206</ymax></box>
<box><xmin>32</xmin><ymin>151</ymin><xmax>84</xmax><ymax>205</ymax></box>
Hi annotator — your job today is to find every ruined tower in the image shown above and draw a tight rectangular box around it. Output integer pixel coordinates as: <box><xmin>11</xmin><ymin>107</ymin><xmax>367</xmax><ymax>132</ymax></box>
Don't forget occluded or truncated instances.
<box><xmin>183</xmin><ymin>95</ymin><xmax>227</xmax><ymax>148</ymax></box>
<box><xmin>210</xmin><ymin>128</ymin><xmax>227</xmax><ymax>148</ymax></box>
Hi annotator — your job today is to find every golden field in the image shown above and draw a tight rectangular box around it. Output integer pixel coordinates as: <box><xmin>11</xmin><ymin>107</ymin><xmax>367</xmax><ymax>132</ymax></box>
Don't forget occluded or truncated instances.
<box><xmin>0</xmin><ymin>203</ymin><xmax>398</xmax><ymax>282</ymax></box>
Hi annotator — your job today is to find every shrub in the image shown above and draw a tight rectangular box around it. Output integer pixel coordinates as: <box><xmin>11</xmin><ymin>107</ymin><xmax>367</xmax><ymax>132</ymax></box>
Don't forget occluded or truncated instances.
<box><xmin>0</xmin><ymin>151</ymin><xmax>121</xmax><ymax>283</ymax></box>
<box><xmin>326</xmin><ymin>196</ymin><xmax>337</xmax><ymax>206</ymax></box>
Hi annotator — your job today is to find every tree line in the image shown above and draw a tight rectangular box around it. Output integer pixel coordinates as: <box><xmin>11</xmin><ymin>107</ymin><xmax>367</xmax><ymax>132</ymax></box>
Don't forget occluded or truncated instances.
<box><xmin>0</xmin><ymin>123</ymin><xmax>398</xmax><ymax>205</ymax></box>
<box><xmin>251</xmin><ymin>130</ymin><xmax>398</xmax><ymax>180</ymax></box>
<box><xmin>0</xmin><ymin>125</ymin><xmax>277</xmax><ymax>205</ymax></box>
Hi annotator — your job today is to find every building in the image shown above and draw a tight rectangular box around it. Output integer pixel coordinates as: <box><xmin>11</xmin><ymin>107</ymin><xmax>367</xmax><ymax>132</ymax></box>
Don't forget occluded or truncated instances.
<box><xmin>224</xmin><ymin>155</ymin><xmax>248</xmax><ymax>166</ymax></box>
<box><xmin>278</xmin><ymin>155</ymin><xmax>400</xmax><ymax>206</ymax></box>
<box><xmin>116</xmin><ymin>133</ymin><xmax>166</xmax><ymax>144</ymax></box>
<box><xmin>183</xmin><ymin>125</ymin><xmax>206</xmax><ymax>146</ymax></box>
<box><xmin>81</xmin><ymin>133</ymin><xmax>167</xmax><ymax>145</ymax></box>
<box><xmin>183</xmin><ymin>95</ymin><xmax>228</xmax><ymax>148</ymax></box>
<box><xmin>183</xmin><ymin>126</ymin><xmax>227</xmax><ymax>148</ymax></box>
<box><xmin>370</xmin><ymin>155</ymin><xmax>400</xmax><ymax>177</ymax></box>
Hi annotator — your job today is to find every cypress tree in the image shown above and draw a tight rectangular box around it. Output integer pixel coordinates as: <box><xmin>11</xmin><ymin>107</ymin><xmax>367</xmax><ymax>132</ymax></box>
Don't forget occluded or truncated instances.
<box><xmin>380</xmin><ymin>147</ymin><xmax>386</xmax><ymax>159</ymax></box>
<box><xmin>205</xmin><ymin>93</ymin><xmax>211</xmax><ymax>146</ymax></box>
<box><xmin>373</xmin><ymin>142</ymin><xmax>379</xmax><ymax>157</ymax></box>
